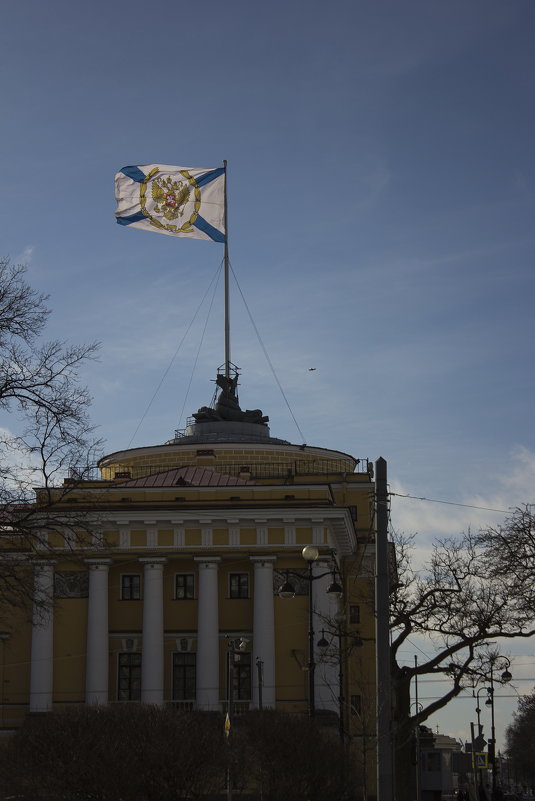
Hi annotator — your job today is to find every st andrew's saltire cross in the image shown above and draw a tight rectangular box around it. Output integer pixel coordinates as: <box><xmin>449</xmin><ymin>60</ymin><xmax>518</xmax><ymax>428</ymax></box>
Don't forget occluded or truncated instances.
<box><xmin>115</xmin><ymin>165</ymin><xmax>226</xmax><ymax>242</ymax></box>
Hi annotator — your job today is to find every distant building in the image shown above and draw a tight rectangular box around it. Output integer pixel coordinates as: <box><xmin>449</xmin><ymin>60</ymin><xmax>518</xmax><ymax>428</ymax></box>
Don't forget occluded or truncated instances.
<box><xmin>419</xmin><ymin>726</ymin><xmax>464</xmax><ymax>801</ymax></box>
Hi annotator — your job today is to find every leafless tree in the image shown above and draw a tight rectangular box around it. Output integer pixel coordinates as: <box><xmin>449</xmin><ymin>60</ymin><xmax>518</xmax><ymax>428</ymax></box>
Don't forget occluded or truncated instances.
<box><xmin>476</xmin><ymin>504</ymin><xmax>535</xmax><ymax>617</ymax></box>
<box><xmin>388</xmin><ymin>526</ymin><xmax>535</xmax><ymax>800</ymax></box>
<box><xmin>0</xmin><ymin>257</ymin><xmax>101</xmax><ymax>623</ymax></box>
<box><xmin>505</xmin><ymin>687</ymin><xmax>535</xmax><ymax>793</ymax></box>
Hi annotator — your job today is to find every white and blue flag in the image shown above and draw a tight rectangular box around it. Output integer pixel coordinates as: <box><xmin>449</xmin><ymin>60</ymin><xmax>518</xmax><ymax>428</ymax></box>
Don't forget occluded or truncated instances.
<box><xmin>115</xmin><ymin>164</ymin><xmax>226</xmax><ymax>242</ymax></box>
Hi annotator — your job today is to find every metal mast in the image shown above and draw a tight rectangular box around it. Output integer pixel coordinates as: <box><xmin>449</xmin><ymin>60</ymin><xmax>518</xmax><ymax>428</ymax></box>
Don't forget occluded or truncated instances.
<box><xmin>223</xmin><ymin>159</ymin><xmax>231</xmax><ymax>378</ymax></box>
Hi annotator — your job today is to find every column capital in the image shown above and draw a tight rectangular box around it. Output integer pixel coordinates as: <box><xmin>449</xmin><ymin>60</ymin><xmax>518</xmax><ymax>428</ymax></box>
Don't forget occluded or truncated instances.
<box><xmin>250</xmin><ymin>556</ymin><xmax>277</xmax><ymax>565</ymax></box>
<box><xmin>85</xmin><ymin>559</ymin><xmax>113</xmax><ymax>569</ymax></box>
<box><xmin>194</xmin><ymin>557</ymin><xmax>221</xmax><ymax>568</ymax></box>
<box><xmin>139</xmin><ymin>558</ymin><xmax>167</xmax><ymax>567</ymax></box>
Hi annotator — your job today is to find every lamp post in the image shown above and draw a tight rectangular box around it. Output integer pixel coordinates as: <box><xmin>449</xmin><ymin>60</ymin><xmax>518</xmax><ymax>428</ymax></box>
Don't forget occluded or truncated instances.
<box><xmin>473</xmin><ymin>686</ymin><xmax>491</xmax><ymax>790</ymax></box>
<box><xmin>278</xmin><ymin>545</ymin><xmax>342</xmax><ymax>717</ymax></box>
<box><xmin>475</xmin><ymin>686</ymin><xmax>488</xmax><ymax>731</ymax></box>
<box><xmin>413</xmin><ymin>655</ymin><xmax>423</xmax><ymax>801</ymax></box>
<box><xmin>303</xmin><ymin>545</ymin><xmax>318</xmax><ymax>717</ymax></box>
<box><xmin>256</xmin><ymin>658</ymin><xmax>264</xmax><ymax>711</ymax></box>
<box><xmin>225</xmin><ymin>636</ymin><xmax>248</xmax><ymax>801</ymax></box>
<box><xmin>332</xmin><ymin>613</ymin><xmax>348</xmax><ymax>743</ymax></box>
<box><xmin>226</xmin><ymin>636</ymin><xmax>249</xmax><ymax>722</ymax></box>
<box><xmin>483</xmin><ymin>654</ymin><xmax>512</xmax><ymax>793</ymax></box>
<box><xmin>410</xmin><ymin>700</ymin><xmax>423</xmax><ymax>801</ymax></box>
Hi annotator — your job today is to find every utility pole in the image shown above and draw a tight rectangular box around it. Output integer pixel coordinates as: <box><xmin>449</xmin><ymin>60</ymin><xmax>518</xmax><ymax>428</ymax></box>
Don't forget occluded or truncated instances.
<box><xmin>414</xmin><ymin>655</ymin><xmax>421</xmax><ymax>801</ymax></box>
<box><xmin>375</xmin><ymin>457</ymin><xmax>394</xmax><ymax>801</ymax></box>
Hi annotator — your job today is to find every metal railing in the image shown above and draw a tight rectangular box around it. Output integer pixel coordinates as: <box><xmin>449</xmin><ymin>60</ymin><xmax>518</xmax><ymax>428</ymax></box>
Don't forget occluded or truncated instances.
<box><xmin>166</xmin><ymin>699</ymin><xmax>196</xmax><ymax>711</ymax></box>
<box><xmin>100</xmin><ymin>458</ymin><xmax>369</xmax><ymax>482</ymax></box>
<box><xmin>221</xmin><ymin>700</ymin><xmax>250</xmax><ymax>715</ymax></box>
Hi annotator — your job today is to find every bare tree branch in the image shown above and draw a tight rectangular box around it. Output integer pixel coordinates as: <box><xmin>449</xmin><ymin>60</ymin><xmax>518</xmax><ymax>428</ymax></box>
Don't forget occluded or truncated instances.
<box><xmin>0</xmin><ymin>257</ymin><xmax>101</xmax><ymax>623</ymax></box>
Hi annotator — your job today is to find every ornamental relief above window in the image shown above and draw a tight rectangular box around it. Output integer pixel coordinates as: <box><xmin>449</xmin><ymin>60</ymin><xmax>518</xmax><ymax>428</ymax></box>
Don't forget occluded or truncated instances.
<box><xmin>54</xmin><ymin>571</ymin><xmax>89</xmax><ymax>598</ymax></box>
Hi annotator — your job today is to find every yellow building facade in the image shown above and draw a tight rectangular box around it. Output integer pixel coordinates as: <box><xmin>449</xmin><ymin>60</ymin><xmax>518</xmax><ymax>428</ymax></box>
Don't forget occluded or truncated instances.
<box><xmin>0</xmin><ymin>385</ymin><xmax>378</xmax><ymax>776</ymax></box>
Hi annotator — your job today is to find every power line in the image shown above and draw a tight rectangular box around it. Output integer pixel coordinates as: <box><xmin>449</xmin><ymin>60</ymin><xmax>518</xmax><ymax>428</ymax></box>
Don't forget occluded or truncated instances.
<box><xmin>389</xmin><ymin>492</ymin><xmax>509</xmax><ymax>514</ymax></box>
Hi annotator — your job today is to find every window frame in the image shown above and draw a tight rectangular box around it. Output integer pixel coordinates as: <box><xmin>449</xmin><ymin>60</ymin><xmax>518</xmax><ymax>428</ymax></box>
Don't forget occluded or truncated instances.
<box><xmin>229</xmin><ymin>572</ymin><xmax>249</xmax><ymax>599</ymax></box>
<box><xmin>424</xmin><ymin>752</ymin><xmax>442</xmax><ymax>772</ymax></box>
<box><xmin>120</xmin><ymin>573</ymin><xmax>141</xmax><ymax>601</ymax></box>
<box><xmin>228</xmin><ymin>652</ymin><xmax>252</xmax><ymax>701</ymax></box>
<box><xmin>350</xmin><ymin>694</ymin><xmax>362</xmax><ymax>716</ymax></box>
<box><xmin>118</xmin><ymin>652</ymin><xmax>141</xmax><ymax>701</ymax></box>
<box><xmin>172</xmin><ymin>652</ymin><xmax>196</xmax><ymax>701</ymax></box>
<box><xmin>174</xmin><ymin>573</ymin><xmax>195</xmax><ymax>600</ymax></box>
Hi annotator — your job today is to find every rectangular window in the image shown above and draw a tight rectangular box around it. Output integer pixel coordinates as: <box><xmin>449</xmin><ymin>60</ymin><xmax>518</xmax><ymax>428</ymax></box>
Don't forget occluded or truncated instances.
<box><xmin>229</xmin><ymin>573</ymin><xmax>249</xmax><ymax>599</ymax></box>
<box><xmin>173</xmin><ymin>653</ymin><xmax>196</xmax><ymax>700</ymax></box>
<box><xmin>350</xmin><ymin>694</ymin><xmax>362</xmax><ymax>716</ymax></box>
<box><xmin>425</xmin><ymin>752</ymin><xmax>442</xmax><ymax>772</ymax></box>
<box><xmin>118</xmin><ymin>652</ymin><xmax>141</xmax><ymax>701</ymax></box>
<box><xmin>121</xmin><ymin>574</ymin><xmax>141</xmax><ymax>600</ymax></box>
<box><xmin>349</xmin><ymin>604</ymin><xmax>360</xmax><ymax>624</ymax></box>
<box><xmin>229</xmin><ymin>652</ymin><xmax>251</xmax><ymax>701</ymax></box>
<box><xmin>175</xmin><ymin>574</ymin><xmax>195</xmax><ymax>600</ymax></box>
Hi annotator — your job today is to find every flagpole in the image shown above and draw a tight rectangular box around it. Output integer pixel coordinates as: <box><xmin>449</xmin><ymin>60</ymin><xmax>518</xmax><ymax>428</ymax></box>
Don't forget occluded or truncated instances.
<box><xmin>223</xmin><ymin>159</ymin><xmax>230</xmax><ymax>379</ymax></box>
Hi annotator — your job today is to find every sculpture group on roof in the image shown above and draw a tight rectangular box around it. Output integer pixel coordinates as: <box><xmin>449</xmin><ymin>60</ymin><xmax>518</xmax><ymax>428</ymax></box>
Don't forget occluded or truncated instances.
<box><xmin>193</xmin><ymin>373</ymin><xmax>269</xmax><ymax>426</ymax></box>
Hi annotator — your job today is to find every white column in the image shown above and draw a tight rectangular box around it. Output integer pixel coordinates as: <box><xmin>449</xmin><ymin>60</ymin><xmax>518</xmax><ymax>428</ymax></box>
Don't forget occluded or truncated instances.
<box><xmin>313</xmin><ymin>561</ymin><xmax>339</xmax><ymax>713</ymax></box>
<box><xmin>195</xmin><ymin>558</ymin><xmax>220</xmax><ymax>710</ymax></box>
<box><xmin>85</xmin><ymin>559</ymin><xmax>112</xmax><ymax>705</ymax></box>
<box><xmin>140</xmin><ymin>558</ymin><xmax>167</xmax><ymax>705</ymax></box>
<box><xmin>30</xmin><ymin>562</ymin><xmax>55</xmax><ymax>712</ymax></box>
<box><xmin>251</xmin><ymin>557</ymin><xmax>276</xmax><ymax>708</ymax></box>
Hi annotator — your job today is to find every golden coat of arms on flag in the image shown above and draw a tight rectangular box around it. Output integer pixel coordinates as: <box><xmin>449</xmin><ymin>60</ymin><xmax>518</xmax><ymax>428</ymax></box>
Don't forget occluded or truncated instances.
<box><xmin>115</xmin><ymin>164</ymin><xmax>226</xmax><ymax>242</ymax></box>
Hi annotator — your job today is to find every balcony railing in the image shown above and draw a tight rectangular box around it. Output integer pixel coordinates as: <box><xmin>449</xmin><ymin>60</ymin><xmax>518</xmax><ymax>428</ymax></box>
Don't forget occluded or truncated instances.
<box><xmin>221</xmin><ymin>700</ymin><xmax>251</xmax><ymax>715</ymax></box>
<box><xmin>166</xmin><ymin>699</ymin><xmax>196</xmax><ymax>711</ymax></box>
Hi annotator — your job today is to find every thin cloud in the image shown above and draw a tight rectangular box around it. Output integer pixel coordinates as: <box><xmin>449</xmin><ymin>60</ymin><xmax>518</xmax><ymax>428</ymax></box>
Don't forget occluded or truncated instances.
<box><xmin>391</xmin><ymin>445</ymin><xmax>535</xmax><ymax>544</ymax></box>
<box><xmin>13</xmin><ymin>246</ymin><xmax>34</xmax><ymax>265</ymax></box>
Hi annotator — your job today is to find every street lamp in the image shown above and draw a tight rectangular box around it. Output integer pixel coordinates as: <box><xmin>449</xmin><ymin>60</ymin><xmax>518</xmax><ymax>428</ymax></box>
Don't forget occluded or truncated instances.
<box><xmin>225</xmin><ymin>636</ymin><xmax>249</xmax><ymax>801</ymax></box>
<box><xmin>482</xmin><ymin>654</ymin><xmax>512</xmax><ymax>793</ymax></box>
<box><xmin>410</xmin><ymin>700</ymin><xmax>424</xmax><ymax>801</ymax></box>
<box><xmin>226</xmin><ymin>636</ymin><xmax>248</xmax><ymax>725</ymax></box>
<box><xmin>278</xmin><ymin>545</ymin><xmax>342</xmax><ymax>717</ymax></box>
<box><xmin>473</xmin><ymin>686</ymin><xmax>491</xmax><ymax>790</ymax></box>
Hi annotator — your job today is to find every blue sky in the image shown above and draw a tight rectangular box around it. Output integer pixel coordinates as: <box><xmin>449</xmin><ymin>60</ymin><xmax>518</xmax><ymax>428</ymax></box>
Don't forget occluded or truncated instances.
<box><xmin>2</xmin><ymin>0</ymin><xmax>534</xmax><ymax>747</ymax></box>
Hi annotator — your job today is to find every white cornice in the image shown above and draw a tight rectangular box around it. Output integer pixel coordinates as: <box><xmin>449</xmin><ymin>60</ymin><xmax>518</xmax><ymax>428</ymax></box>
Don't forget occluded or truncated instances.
<box><xmin>99</xmin><ymin>441</ymin><xmax>358</xmax><ymax>467</ymax></box>
<box><xmin>95</xmin><ymin>506</ymin><xmax>358</xmax><ymax>556</ymax></box>
<box><xmin>98</xmin><ymin>482</ymin><xmax>369</xmax><ymax>495</ymax></box>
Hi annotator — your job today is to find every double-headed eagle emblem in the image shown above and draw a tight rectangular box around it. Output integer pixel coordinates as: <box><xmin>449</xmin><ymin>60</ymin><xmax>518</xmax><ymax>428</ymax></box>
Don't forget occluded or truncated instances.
<box><xmin>151</xmin><ymin>175</ymin><xmax>191</xmax><ymax>221</ymax></box>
